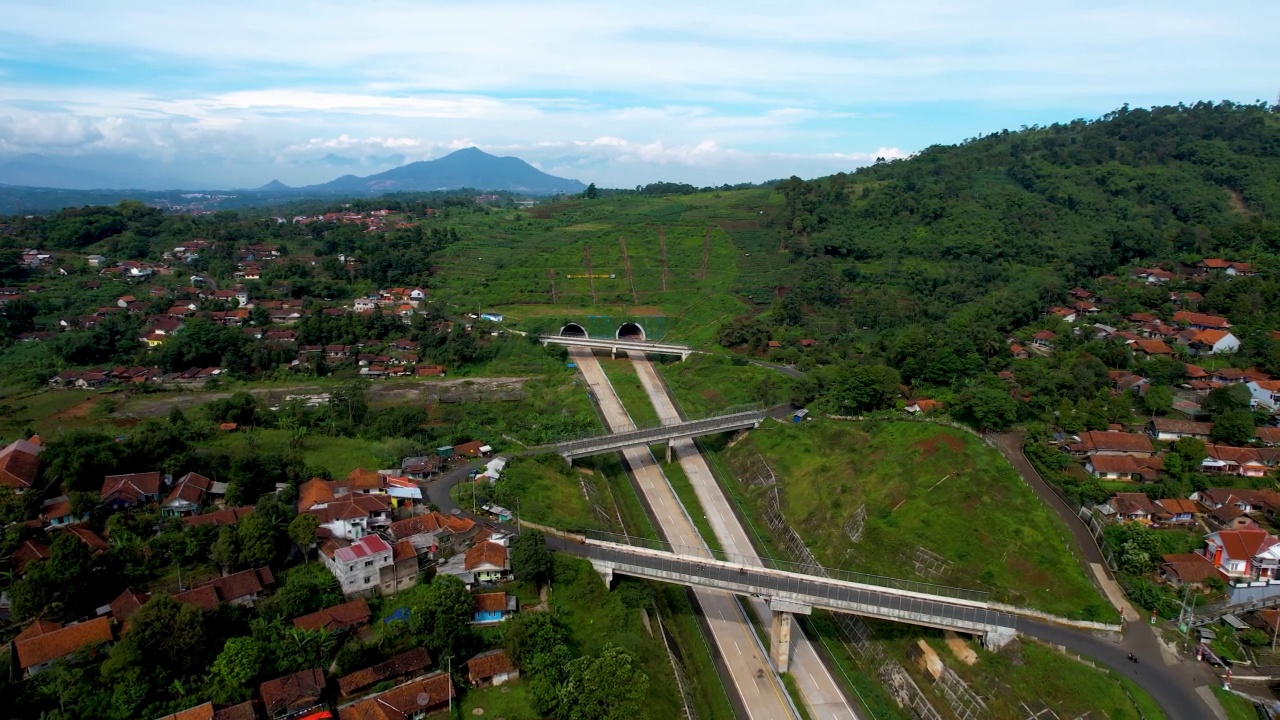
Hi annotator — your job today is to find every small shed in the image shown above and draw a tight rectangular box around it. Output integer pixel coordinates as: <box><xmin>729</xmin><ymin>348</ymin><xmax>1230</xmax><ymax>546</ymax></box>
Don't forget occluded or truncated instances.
<box><xmin>436</xmin><ymin>445</ymin><xmax>454</xmax><ymax>459</ymax></box>
<box><xmin>1222</xmin><ymin>614</ymin><xmax>1247</xmax><ymax>632</ymax></box>
<box><xmin>792</xmin><ymin>409</ymin><xmax>809</xmax><ymax>423</ymax></box>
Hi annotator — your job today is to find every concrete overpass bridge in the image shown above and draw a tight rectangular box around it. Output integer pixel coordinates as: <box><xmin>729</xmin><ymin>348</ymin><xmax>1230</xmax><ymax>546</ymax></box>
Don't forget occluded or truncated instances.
<box><xmin>554</xmin><ymin>409</ymin><xmax>765</xmax><ymax>461</ymax></box>
<box><xmin>540</xmin><ymin>334</ymin><xmax>695</xmax><ymax>360</ymax></box>
<box><xmin>577</xmin><ymin>535</ymin><xmax>1017</xmax><ymax>672</ymax></box>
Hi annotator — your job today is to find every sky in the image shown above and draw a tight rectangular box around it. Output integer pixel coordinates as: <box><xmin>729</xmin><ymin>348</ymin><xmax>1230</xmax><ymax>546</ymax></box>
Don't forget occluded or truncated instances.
<box><xmin>0</xmin><ymin>0</ymin><xmax>1277</xmax><ymax>190</ymax></box>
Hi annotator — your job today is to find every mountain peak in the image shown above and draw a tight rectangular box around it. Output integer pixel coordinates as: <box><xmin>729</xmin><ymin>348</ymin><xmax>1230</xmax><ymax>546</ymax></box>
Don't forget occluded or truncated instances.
<box><xmin>303</xmin><ymin>148</ymin><xmax>584</xmax><ymax>195</ymax></box>
<box><xmin>256</xmin><ymin>179</ymin><xmax>291</xmax><ymax>191</ymax></box>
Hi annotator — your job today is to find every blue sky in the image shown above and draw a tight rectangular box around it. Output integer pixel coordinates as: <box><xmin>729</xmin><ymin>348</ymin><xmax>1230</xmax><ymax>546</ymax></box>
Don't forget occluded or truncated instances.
<box><xmin>0</xmin><ymin>0</ymin><xmax>1277</xmax><ymax>189</ymax></box>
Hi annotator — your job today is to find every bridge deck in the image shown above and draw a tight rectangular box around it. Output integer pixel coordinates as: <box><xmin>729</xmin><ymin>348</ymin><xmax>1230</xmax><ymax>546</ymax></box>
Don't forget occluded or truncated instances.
<box><xmin>556</xmin><ymin>410</ymin><xmax>764</xmax><ymax>458</ymax></box>
<box><xmin>540</xmin><ymin>335</ymin><xmax>694</xmax><ymax>357</ymax></box>
<box><xmin>585</xmin><ymin>539</ymin><xmax>1017</xmax><ymax>635</ymax></box>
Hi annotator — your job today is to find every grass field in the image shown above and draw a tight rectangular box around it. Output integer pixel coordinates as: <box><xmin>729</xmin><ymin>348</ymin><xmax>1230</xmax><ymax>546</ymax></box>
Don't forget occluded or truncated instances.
<box><xmin>461</xmin><ymin>683</ymin><xmax>538</xmax><ymax>720</ymax></box>
<box><xmin>718</xmin><ymin>419</ymin><xmax>1114</xmax><ymax>621</ymax></box>
<box><xmin>462</xmin><ymin>454</ymin><xmax>610</xmax><ymax>533</ymax></box>
<box><xmin>654</xmin><ymin>353</ymin><xmax>793</xmax><ymax>417</ymax></box>
<box><xmin>0</xmin><ymin>388</ymin><xmax>110</xmax><ymax>436</ymax></box>
<box><xmin>597</xmin><ymin>357</ymin><xmax>661</xmax><ymax>428</ymax></box>
<box><xmin>202</xmin><ymin>427</ymin><xmax>387</xmax><ymax>478</ymax></box>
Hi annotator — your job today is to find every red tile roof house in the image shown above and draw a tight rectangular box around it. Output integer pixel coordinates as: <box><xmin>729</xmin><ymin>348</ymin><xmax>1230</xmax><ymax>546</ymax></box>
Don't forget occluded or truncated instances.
<box><xmin>1160</xmin><ymin>553</ymin><xmax>1227</xmax><ymax>587</ymax></box>
<box><xmin>1200</xmin><ymin>528</ymin><xmax>1280</xmax><ymax>581</ymax></box>
<box><xmin>464</xmin><ymin>541</ymin><xmax>510</xmax><ymax>584</ymax></box>
<box><xmin>1172</xmin><ymin>310</ymin><xmax>1231</xmax><ymax>330</ymax></box>
<box><xmin>14</xmin><ymin>616</ymin><xmax>114</xmax><ymax>677</ymax></box>
<box><xmin>101</xmin><ymin>471</ymin><xmax>165</xmax><ymax>509</ymax></box>
<box><xmin>1103</xmin><ymin>493</ymin><xmax>1159</xmax><ymax>522</ymax></box>
<box><xmin>1201</xmin><ymin>445</ymin><xmax>1271</xmax><ymax>478</ymax></box>
<box><xmin>162</xmin><ymin>471</ymin><xmax>214</xmax><ymax>517</ymax></box>
<box><xmin>0</xmin><ymin>437</ymin><xmax>43</xmax><ymax>494</ymax></box>
<box><xmin>308</xmin><ymin>493</ymin><xmax>393</xmax><ymax>541</ymax></box>
<box><xmin>1148</xmin><ymin>418</ymin><xmax>1213</xmax><ymax>442</ymax></box>
<box><xmin>466</xmin><ymin>649</ymin><xmax>519</xmax><ymax>687</ymax></box>
<box><xmin>337</xmin><ymin>648</ymin><xmax>432</xmax><ymax>700</ymax></box>
<box><xmin>1069</xmin><ymin>431</ymin><xmax>1155</xmax><ymax>457</ymax></box>
<box><xmin>174</xmin><ymin>567</ymin><xmax>276</xmax><ymax>611</ymax></box>
<box><xmin>292</xmin><ymin>597</ymin><xmax>372</xmax><ymax>635</ymax></box>
<box><xmin>1155</xmin><ymin>498</ymin><xmax>1203</xmax><ymax>525</ymax></box>
<box><xmin>260</xmin><ymin>668</ymin><xmax>327</xmax><ymax>720</ymax></box>
<box><xmin>337</xmin><ymin>671</ymin><xmax>454</xmax><ymax>720</ymax></box>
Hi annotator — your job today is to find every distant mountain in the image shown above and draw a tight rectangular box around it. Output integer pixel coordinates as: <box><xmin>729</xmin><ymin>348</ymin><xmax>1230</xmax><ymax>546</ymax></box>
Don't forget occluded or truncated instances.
<box><xmin>303</xmin><ymin>147</ymin><xmax>587</xmax><ymax>195</ymax></box>
<box><xmin>256</xmin><ymin>179</ymin><xmax>292</xmax><ymax>191</ymax></box>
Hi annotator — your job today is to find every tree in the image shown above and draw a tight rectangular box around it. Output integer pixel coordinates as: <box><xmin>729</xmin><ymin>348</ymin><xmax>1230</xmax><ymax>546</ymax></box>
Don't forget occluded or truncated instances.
<box><xmin>1212</xmin><ymin>409</ymin><xmax>1256</xmax><ymax>446</ymax></box>
<box><xmin>10</xmin><ymin>531</ymin><xmax>96</xmax><ymax>620</ymax></box>
<box><xmin>104</xmin><ymin>595</ymin><xmax>208</xmax><ymax>686</ymax></box>
<box><xmin>208</xmin><ymin>636</ymin><xmax>263</xmax><ymax>704</ymax></box>
<box><xmin>288</xmin><ymin>514</ymin><xmax>319</xmax><ymax>560</ymax></box>
<box><xmin>558</xmin><ymin>644</ymin><xmax>649</xmax><ymax>720</ymax></box>
<box><xmin>830</xmin><ymin>363</ymin><xmax>900</xmax><ymax>414</ymax></box>
<box><xmin>1143</xmin><ymin>385</ymin><xmax>1173</xmax><ymax>415</ymax></box>
<box><xmin>237</xmin><ymin>512</ymin><xmax>279</xmax><ymax>568</ymax></box>
<box><xmin>277</xmin><ymin>627</ymin><xmax>335</xmax><ymax>672</ymax></box>
<box><xmin>210</xmin><ymin>525</ymin><xmax>238</xmax><ymax>575</ymax></box>
<box><xmin>1202</xmin><ymin>383</ymin><xmax>1252</xmax><ymax>417</ymax></box>
<box><xmin>584</xmin><ymin>183</ymin><xmax>599</xmax><ymax>200</ymax></box>
<box><xmin>954</xmin><ymin>386</ymin><xmax>1019</xmax><ymax>430</ymax></box>
<box><xmin>511</xmin><ymin>531</ymin><xmax>553</xmax><ymax>584</ymax></box>
<box><xmin>411</xmin><ymin>574</ymin><xmax>475</xmax><ymax>659</ymax></box>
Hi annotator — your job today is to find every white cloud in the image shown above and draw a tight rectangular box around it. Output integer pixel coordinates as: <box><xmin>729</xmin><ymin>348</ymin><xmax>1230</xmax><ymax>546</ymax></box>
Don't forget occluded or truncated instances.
<box><xmin>0</xmin><ymin>1</ymin><xmax>1275</xmax><ymax>186</ymax></box>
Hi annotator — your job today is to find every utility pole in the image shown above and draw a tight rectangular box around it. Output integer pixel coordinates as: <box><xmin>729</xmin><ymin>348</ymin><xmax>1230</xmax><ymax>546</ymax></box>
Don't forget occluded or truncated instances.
<box><xmin>445</xmin><ymin>655</ymin><xmax>453</xmax><ymax>715</ymax></box>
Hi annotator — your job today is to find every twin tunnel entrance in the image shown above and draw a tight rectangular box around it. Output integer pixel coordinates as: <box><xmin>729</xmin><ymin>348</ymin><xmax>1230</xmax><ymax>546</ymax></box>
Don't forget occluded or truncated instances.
<box><xmin>560</xmin><ymin>322</ymin><xmax>646</xmax><ymax>341</ymax></box>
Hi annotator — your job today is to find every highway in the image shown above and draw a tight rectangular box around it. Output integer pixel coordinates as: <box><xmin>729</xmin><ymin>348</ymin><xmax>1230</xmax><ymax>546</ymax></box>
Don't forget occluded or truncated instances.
<box><xmin>629</xmin><ymin>354</ymin><xmax>862</xmax><ymax>720</ymax></box>
<box><xmin>568</xmin><ymin>346</ymin><xmax>799</xmax><ymax>720</ymax></box>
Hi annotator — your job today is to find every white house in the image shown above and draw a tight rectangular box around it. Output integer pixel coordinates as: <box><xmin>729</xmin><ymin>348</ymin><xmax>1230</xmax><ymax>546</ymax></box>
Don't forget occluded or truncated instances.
<box><xmin>307</xmin><ymin>493</ymin><xmax>392</xmax><ymax>540</ymax></box>
<box><xmin>323</xmin><ymin>534</ymin><xmax>393</xmax><ymax>597</ymax></box>
<box><xmin>1249</xmin><ymin>380</ymin><xmax>1280</xmax><ymax>411</ymax></box>
<box><xmin>1189</xmin><ymin>329</ymin><xmax>1240</xmax><ymax>355</ymax></box>
<box><xmin>353</xmin><ymin>298</ymin><xmax>377</xmax><ymax>312</ymax></box>
<box><xmin>1201</xmin><ymin>528</ymin><xmax>1280</xmax><ymax>580</ymax></box>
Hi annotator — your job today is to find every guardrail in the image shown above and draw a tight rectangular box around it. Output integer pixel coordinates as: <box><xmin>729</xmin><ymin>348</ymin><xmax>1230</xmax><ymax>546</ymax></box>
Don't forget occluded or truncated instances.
<box><xmin>554</xmin><ymin>409</ymin><xmax>765</xmax><ymax>458</ymax></box>
<box><xmin>583</xmin><ymin>530</ymin><xmax>989</xmax><ymax>604</ymax></box>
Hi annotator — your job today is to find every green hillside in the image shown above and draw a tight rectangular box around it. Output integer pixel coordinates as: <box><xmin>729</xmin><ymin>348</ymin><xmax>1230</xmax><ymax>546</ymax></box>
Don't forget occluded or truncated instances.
<box><xmin>720</xmin><ymin>420</ymin><xmax>1115</xmax><ymax>620</ymax></box>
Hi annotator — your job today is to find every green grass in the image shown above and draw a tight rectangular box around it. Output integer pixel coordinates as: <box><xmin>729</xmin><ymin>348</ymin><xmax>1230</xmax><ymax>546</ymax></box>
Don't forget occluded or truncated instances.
<box><xmin>652</xmin><ymin>586</ymin><xmax>737</xmax><ymax>720</ymax></box>
<box><xmin>719</xmin><ymin>419</ymin><xmax>1116</xmax><ymax>621</ymax></box>
<box><xmin>548</xmin><ymin>554</ymin><xmax>685</xmax><ymax>720</ymax></box>
<box><xmin>654</xmin><ymin>353</ymin><xmax>792</xmax><ymax>417</ymax></box>
<box><xmin>655</xmin><ymin>451</ymin><xmax>723</xmax><ymax>554</ymax></box>
<box><xmin>464</xmin><ymin>454</ymin><xmax>609</xmax><ymax>533</ymax></box>
<box><xmin>597</xmin><ymin>357</ymin><xmax>661</xmax><ymax>428</ymax></box>
<box><xmin>203</xmin><ymin>427</ymin><xmax>387</xmax><ymax>478</ymax></box>
<box><xmin>0</xmin><ymin>388</ymin><xmax>104</xmax><ymax>435</ymax></box>
<box><xmin>1213</xmin><ymin>687</ymin><xmax>1263</xmax><ymax>720</ymax></box>
<box><xmin>460</xmin><ymin>682</ymin><xmax>538</xmax><ymax>720</ymax></box>
<box><xmin>780</xmin><ymin>674</ymin><xmax>815</xmax><ymax>720</ymax></box>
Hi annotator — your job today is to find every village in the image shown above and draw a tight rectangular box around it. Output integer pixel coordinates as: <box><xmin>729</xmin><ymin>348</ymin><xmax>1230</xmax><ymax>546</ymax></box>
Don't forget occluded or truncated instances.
<box><xmin>0</xmin><ymin>429</ymin><xmax>531</xmax><ymax>720</ymax></box>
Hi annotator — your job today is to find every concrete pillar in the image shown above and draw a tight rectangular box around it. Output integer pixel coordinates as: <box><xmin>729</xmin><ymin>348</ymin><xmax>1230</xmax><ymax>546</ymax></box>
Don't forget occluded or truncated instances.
<box><xmin>983</xmin><ymin>627</ymin><xmax>1016</xmax><ymax>651</ymax></box>
<box><xmin>611</xmin><ymin>346</ymin><xmax>618</xmax><ymax>359</ymax></box>
<box><xmin>591</xmin><ymin>561</ymin><xmax>614</xmax><ymax>589</ymax></box>
<box><xmin>666</xmin><ymin>439</ymin><xmax>673</xmax><ymax>463</ymax></box>
<box><xmin>771</xmin><ymin>610</ymin><xmax>793</xmax><ymax>673</ymax></box>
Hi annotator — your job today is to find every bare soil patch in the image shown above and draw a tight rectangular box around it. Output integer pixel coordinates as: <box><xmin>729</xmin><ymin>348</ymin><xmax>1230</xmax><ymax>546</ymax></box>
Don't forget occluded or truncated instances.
<box><xmin>52</xmin><ymin>397</ymin><xmax>99</xmax><ymax>420</ymax></box>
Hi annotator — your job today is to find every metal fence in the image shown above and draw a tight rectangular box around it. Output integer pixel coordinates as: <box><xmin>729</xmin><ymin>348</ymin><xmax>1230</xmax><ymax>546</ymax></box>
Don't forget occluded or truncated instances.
<box><xmin>584</xmin><ymin>530</ymin><xmax>992</xmax><ymax>606</ymax></box>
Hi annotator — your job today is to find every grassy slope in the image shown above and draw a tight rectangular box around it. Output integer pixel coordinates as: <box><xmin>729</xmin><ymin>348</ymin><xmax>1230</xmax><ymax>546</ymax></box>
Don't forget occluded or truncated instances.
<box><xmin>725</xmin><ymin>419</ymin><xmax>1114</xmax><ymax>621</ymax></box>
<box><xmin>427</xmin><ymin>191</ymin><xmax>773</xmax><ymax>346</ymax></box>
<box><xmin>653</xmin><ymin>353</ymin><xmax>793</xmax><ymax>417</ymax></box>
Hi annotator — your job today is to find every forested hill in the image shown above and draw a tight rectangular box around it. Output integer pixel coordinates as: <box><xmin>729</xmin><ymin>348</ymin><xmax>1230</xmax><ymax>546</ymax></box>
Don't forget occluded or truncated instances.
<box><xmin>770</xmin><ymin>101</ymin><xmax>1280</xmax><ymax>333</ymax></box>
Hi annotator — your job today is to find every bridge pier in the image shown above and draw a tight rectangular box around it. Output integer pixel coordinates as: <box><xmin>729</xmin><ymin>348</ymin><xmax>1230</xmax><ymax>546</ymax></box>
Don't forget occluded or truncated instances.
<box><xmin>666</xmin><ymin>439</ymin><xmax>672</xmax><ymax>463</ymax></box>
<box><xmin>590</xmin><ymin>560</ymin><xmax>614</xmax><ymax>589</ymax></box>
<box><xmin>983</xmin><ymin>627</ymin><xmax>1016</xmax><ymax>651</ymax></box>
<box><xmin>768</xmin><ymin>599</ymin><xmax>811</xmax><ymax>674</ymax></box>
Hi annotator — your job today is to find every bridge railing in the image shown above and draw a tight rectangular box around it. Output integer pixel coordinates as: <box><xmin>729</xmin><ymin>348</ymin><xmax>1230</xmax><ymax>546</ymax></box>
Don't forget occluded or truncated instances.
<box><xmin>584</xmin><ymin>530</ymin><xmax>989</xmax><ymax>604</ymax></box>
<box><xmin>542</xmin><ymin>404</ymin><xmax>764</xmax><ymax>446</ymax></box>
